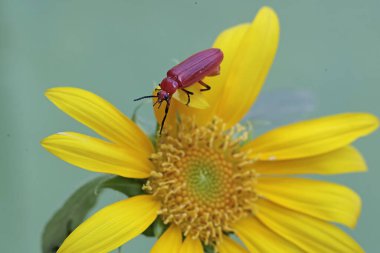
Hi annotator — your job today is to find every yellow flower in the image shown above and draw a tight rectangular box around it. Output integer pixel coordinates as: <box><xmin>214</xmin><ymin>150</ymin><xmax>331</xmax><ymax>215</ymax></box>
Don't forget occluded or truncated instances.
<box><xmin>42</xmin><ymin>7</ymin><xmax>379</xmax><ymax>253</ymax></box>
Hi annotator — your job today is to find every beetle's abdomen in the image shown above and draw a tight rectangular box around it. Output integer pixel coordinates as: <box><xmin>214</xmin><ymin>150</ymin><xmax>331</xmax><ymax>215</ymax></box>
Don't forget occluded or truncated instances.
<box><xmin>167</xmin><ymin>48</ymin><xmax>223</xmax><ymax>87</ymax></box>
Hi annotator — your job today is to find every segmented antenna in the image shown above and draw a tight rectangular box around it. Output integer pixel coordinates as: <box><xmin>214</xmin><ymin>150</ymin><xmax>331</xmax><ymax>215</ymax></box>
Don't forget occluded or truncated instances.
<box><xmin>133</xmin><ymin>95</ymin><xmax>158</xmax><ymax>101</ymax></box>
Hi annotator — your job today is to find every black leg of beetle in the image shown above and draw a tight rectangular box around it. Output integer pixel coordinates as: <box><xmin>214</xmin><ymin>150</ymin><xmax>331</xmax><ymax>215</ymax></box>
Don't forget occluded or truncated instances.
<box><xmin>182</xmin><ymin>88</ymin><xmax>194</xmax><ymax>106</ymax></box>
<box><xmin>160</xmin><ymin>101</ymin><xmax>170</xmax><ymax>135</ymax></box>
<box><xmin>158</xmin><ymin>100</ymin><xmax>163</xmax><ymax>109</ymax></box>
<box><xmin>199</xmin><ymin>80</ymin><xmax>211</xmax><ymax>91</ymax></box>
<box><xmin>153</xmin><ymin>99</ymin><xmax>160</xmax><ymax>107</ymax></box>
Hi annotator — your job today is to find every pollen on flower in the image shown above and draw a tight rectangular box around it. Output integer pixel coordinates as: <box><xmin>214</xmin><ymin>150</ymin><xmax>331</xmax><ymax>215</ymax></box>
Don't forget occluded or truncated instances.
<box><xmin>143</xmin><ymin>118</ymin><xmax>257</xmax><ymax>246</ymax></box>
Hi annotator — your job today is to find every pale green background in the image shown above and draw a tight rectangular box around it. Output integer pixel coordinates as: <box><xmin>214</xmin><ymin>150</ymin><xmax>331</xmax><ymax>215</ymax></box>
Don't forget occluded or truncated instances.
<box><xmin>1</xmin><ymin>0</ymin><xmax>379</xmax><ymax>252</ymax></box>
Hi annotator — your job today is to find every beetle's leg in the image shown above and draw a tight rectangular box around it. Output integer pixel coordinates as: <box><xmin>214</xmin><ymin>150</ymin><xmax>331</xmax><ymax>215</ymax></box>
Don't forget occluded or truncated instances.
<box><xmin>160</xmin><ymin>100</ymin><xmax>170</xmax><ymax>135</ymax></box>
<box><xmin>182</xmin><ymin>89</ymin><xmax>194</xmax><ymax>106</ymax></box>
<box><xmin>199</xmin><ymin>80</ymin><xmax>211</xmax><ymax>91</ymax></box>
<box><xmin>153</xmin><ymin>98</ymin><xmax>160</xmax><ymax>107</ymax></box>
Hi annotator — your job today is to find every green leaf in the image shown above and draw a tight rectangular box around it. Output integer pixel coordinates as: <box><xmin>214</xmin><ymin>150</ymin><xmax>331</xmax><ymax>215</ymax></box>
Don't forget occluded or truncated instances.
<box><xmin>42</xmin><ymin>176</ymin><xmax>145</xmax><ymax>253</ymax></box>
<box><xmin>204</xmin><ymin>244</ymin><xmax>216</xmax><ymax>253</ymax></box>
<box><xmin>102</xmin><ymin>176</ymin><xmax>145</xmax><ymax>197</ymax></box>
<box><xmin>153</xmin><ymin>218</ymin><xmax>166</xmax><ymax>237</ymax></box>
<box><xmin>142</xmin><ymin>216</ymin><xmax>167</xmax><ymax>237</ymax></box>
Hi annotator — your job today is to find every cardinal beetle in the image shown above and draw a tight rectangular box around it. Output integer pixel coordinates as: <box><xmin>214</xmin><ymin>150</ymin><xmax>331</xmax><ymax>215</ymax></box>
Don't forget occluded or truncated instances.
<box><xmin>134</xmin><ymin>48</ymin><xmax>224</xmax><ymax>134</ymax></box>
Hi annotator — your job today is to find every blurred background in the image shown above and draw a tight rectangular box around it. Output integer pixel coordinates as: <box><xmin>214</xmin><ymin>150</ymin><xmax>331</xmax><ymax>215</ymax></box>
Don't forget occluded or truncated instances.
<box><xmin>1</xmin><ymin>0</ymin><xmax>379</xmax><ymax>252</ymax></box>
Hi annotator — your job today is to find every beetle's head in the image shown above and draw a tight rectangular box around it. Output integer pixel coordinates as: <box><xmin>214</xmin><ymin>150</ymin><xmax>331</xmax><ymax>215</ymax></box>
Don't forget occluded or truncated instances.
<box><xmin>134</xmin><ymin>77</ymin><xmax>175</xmax><ymax>108</ymax></box>
<box><xmin>134</xmin><ymin>88</ymin><xmax>171</xmax><ymax>110</ymax></box>
<box><xmin>157</xmin><ymin>90</ymin><xmax>170</xmax><ymax>103</ymax></box>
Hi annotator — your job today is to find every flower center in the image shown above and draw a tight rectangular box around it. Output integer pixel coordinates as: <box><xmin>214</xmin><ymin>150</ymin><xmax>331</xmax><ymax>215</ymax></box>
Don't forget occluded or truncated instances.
<box><xmin>144</xmin><ymin>118</ymin><xmax>257</xmax><ymax>245</ymax></box>
<box><xmin>185</xmin><ymin>149</ymin><xmax>230</xmax><ymax>205</ymax></box>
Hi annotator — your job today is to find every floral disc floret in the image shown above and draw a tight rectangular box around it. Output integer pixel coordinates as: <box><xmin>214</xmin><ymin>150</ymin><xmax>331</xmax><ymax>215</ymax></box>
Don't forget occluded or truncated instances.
<box><xmin>144</xmin><ymin>118</ymin><xmax>257</xmax><ymax>246</ymax></box>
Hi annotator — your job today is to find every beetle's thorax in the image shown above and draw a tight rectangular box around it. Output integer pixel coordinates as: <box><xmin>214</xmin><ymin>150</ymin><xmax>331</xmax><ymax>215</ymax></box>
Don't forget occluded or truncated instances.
<box><xmin>160</xmin><ymin>77</ymin><xmax>179</xmax><ymax>95</ymax></box>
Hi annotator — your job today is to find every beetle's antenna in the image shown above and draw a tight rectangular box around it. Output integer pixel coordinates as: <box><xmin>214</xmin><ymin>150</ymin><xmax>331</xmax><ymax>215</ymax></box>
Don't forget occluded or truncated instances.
<box><xmin>134</xmin><ymin>95</ymin><xmax>158</xmax><ymax>101</ymax></box>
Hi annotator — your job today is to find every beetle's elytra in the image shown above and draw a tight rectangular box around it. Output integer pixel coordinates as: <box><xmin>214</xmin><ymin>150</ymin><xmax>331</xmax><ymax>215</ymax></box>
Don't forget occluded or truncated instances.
<box><xmin>134</xmin><ymin>48</ymin><xmax>224</xmax><ymax>134</ymax></box>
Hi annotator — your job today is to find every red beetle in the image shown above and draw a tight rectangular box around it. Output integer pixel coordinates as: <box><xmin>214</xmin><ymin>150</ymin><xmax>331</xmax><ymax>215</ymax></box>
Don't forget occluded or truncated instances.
<box><xmin>134</xmin><ymin>48</ymin><xmax>224</xmax><ymax>134</ymax></box>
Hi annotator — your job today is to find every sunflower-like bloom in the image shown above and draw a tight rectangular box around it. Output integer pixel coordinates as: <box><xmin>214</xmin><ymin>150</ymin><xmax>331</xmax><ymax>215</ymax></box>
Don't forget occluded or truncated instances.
<box><xmin>42</xmin><ymin>7</ymin><xmax>378</xmax><ymax>253</ymax></box>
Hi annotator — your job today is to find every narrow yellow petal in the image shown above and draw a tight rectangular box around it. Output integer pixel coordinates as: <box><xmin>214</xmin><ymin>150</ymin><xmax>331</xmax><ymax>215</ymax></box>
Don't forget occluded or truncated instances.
<box><xmin>257</xmin><ymin>178</ymin><xmax>361</xmax><ymax>228</ymax></box>
<box><xmin>256</xmin><ymin>199</ymin><xmax>364</xmax><ymax>253</ymax></box>
<box><xmin>252</xmin><ymin>146</ymin><xmax>367</xmax><ymax>175</ymax></box>
<box><xmin>58</xmin><ymin>195</ymin><xmax>160</xmax><ymax>253</ymax></box>
<box><xmin>218</xmin><ymin>235</ymin><xmax>249</xmax><ymax>253</ymax></box>
<box><xmin>46</xmin><ymin>87</ymin><xmax>153</xmax><ymax>156</ymax></box>
<box><xmin>41</xmin><ymin>132</ymin><xmax>153</xmax><ymax>178</ymax></box>
<box><xmin>153</xmin><ymin>24</ymin><xmax>250</xmax><ymax>127</ymax></box>
<box><xmin>243</xmin><ymin>113</ymin><xmax>379</xmax><ymax>160</ymax></box>
<box><xmin>206</xmin><ymin>24</ymin><xmax>250</xmax><ymax>111</ymax></box>
<box><xmin>215</xmin><ymin>7</ymin><xmax>280</xmax><ymax>128</ymax></box>
<box><xmin>179</xmin><ymin>237</ymin><xmax>203</xmax><ymax>253</ymax></box>
<box><xmin>233</xmin><ymin>216</ymin><xmax>303</xmax><ymax>253</ymax></box>
<box><xmin>150</xmin><ymin>225</ymin><xmax>183</xmax><ymax>253</ymax></box>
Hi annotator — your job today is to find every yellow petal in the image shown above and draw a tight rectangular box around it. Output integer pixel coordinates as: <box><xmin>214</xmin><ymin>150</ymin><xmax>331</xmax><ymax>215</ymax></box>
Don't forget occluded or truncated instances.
<box><xmin>218</xmin><ymin>235</ymin><xmax>249</xmax><ymax>253</ymax></box>
<box><xmin>177</xmin><ymin>23</ymin><xmax>251</xmax><ymax>125</ymax></box>
<box><xmin>179</xmin><ymin>237</ymin><xmax>203</xmax><ymax>253</ymax></box>
<box><xmin>154</xmin><ymin>6</ymin><xmax>279</xmax><ymax>129</ymax></box>
<box><xmin>58</xmin><ymin>195</ymin><xmax>160</xmax><ymax>253</ymax></box>
<box><xmin>243</xmin><ymin>113</ymin><xmax>379</xmax><ymax>160</ymax></box>
<box><xmin>41</xmin><ymin>132</ymin><xmax>153</xmax><ymax>178</ymax></box>
<box><xmin>46</xmin><ymin>87</ymin><xmax>153</xmax><ymax>156</ymax></box>
<box><xmin>233</xmin><ymin>216</ymin><xmax>303</xmax><ymax>253</ymax></box>
<box><xmin>205</xmin><ymin>24</ymin><xmax>250</xmax><ymax>112</ymax></box>
<box><xmin>215</xmin><ymin>7</ymin><xmax>280</xmax><ymax>128</ymax></box>
<box><xmin>252</xmin><ymin>146</ymin><xmax>367</xmax><ymax>175</ymax></box>
<box><xmin>257</xmin><ymin>177</ymin><xmax>361</xmax><ymax>228</ymax></box>
<box><xmin>256</xmin><ymin>199</ymin><xmax>364</xmax><ymax>253</ymax></box>
<box><xmin>150</xmin><ymin>225</ymin><xmax>183</xmax><ymax>253</ymax></box>
<box><xmin>153</xmin><ymin>24</ymin><xmax>251</xmax><ymax>127</ymax></box>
